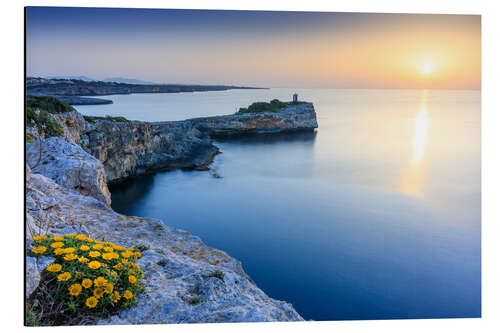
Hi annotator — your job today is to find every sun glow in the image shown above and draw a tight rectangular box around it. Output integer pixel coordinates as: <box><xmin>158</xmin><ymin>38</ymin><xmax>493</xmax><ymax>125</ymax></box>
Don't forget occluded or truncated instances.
<box><xmin>421</xmin><ymin>64</ymin><xmax>433</xmax><ymax>75</ymax></box>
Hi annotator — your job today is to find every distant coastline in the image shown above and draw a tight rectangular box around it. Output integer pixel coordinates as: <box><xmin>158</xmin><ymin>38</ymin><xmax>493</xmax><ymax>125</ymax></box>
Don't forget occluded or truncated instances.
<box><xmin>27</xmin><ymin>77</ymin><xmax>267</xmax><ymax>105</ymax></box>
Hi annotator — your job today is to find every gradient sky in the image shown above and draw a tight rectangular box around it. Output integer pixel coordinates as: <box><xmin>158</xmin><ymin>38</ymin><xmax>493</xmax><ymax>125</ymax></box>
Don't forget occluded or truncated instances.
<box><xmin>26</xmin><ymin>7</ymin><xmax>481</xmax><ymax>89</ymax></box>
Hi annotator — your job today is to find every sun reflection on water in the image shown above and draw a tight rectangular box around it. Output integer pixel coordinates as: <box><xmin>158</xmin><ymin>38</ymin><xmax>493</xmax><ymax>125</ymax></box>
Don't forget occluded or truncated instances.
<box><xmin>400</xmin><ymin>91</ymin><xmax>430</xmax><ymax>197</ymax></box>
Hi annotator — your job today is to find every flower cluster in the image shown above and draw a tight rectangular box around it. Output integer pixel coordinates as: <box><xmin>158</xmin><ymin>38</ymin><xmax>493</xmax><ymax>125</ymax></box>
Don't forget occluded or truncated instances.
<box><xmin>30</xmin><ymin>233</ymin><xmax>145</xmax><ymax>314</ymax></box>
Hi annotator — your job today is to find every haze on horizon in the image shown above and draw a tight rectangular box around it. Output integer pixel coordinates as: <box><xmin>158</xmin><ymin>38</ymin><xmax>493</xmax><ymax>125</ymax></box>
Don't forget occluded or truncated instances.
<box><xmin>26</xmin><ymin>7</ymin><xmax>481</xmax><ymax>90</ymax></box>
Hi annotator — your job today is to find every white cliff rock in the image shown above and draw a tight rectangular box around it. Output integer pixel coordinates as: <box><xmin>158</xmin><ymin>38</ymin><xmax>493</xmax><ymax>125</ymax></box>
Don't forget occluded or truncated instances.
<box><xmin>26</xmin><ymin>136</ymin><xmax>111</xmax><ymax>206</ymax></box>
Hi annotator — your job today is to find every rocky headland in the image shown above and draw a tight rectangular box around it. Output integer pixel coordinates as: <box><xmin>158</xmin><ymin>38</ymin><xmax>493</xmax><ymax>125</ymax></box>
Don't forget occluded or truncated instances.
<box><xmin>25</xmin><ymin>99</ymin><xmax>317</xmax><ymax>324</ymax></box>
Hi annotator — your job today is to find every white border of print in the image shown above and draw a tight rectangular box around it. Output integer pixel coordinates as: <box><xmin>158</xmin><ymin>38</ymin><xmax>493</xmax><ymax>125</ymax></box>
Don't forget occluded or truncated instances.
<box><xmin>2</xmin><ymin>0</ymin><xmax>499</xmax><ymax>332</ymax></box>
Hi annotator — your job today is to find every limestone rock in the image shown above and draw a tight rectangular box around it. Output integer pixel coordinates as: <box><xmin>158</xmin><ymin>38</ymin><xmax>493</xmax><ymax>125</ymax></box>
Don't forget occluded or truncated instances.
<box><xmin>26</xmin><ymin>136</ymin><xmax>111</xmax><ymax>206</ymax></box>
<box><xmin>186</xmin><ymin>102</ymin><xmax>318</xmax><ymax>136</ymax></box>
<box><xmin>25</xmin><ymin>256</ymin><xmax>39</xmax><ymax>299</ymax></box>
<box><xmin>25</xmin><ymin>256</ymin><xmax>55</xmax><ymax>299</ymax></box>
<box><xmin>52</xmin><ymin>110</ymin><xmax>86</xmax><ymax>144</ymax></box>
<box><xmin>81</xmin><ymin>103</ymin><xmax>317</xmax><ymax>184</ymax></box>
<box><xmin>81</xmin><ymin>120</ymin><xmax>219</xmax><ymax>184</ymax></box>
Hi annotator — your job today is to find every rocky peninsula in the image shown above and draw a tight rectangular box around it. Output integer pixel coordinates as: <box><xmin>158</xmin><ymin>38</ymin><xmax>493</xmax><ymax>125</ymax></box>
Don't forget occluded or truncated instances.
<box><xmin>26</xmin><ymin>98</ymin><xmax>317</xmax><ymax>325</ymax></box>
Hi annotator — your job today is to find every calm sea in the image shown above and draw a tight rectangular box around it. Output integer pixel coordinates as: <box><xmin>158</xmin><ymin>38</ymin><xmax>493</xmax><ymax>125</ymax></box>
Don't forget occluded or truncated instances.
<box><xmin>75</xmin><ymin>88</ymin><xmax>481</xmax><ymax>320</ymax></box>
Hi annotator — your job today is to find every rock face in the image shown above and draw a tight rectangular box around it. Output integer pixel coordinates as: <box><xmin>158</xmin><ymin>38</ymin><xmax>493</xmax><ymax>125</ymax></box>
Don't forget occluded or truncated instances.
<box><xmin>52</xmin><ymin>110</ymin><xmax>87</xmax><ymax>143</ymax></box>
<box><xmin>81</xmin><ymin>121</ymin><xmax>219</xmax><ymax>184</ymax></box>
<box><xmin>186</xmin><ymin>102</ymin><xmax>318</xmax><ymax>136</ymax></box>
<box><xmin>82</xmin><ymin>103</ymin><xmax>317</xmax><ymax>184</ymax></box>
<box><xmin>25</xmin><ymin>166</ymin><xmax>303</xmax><ymax>324</ymax></box>
<box><xmin>26</xmin><ymin>136</ymin><xmax>111</xmax><ymax>206</ymax></box>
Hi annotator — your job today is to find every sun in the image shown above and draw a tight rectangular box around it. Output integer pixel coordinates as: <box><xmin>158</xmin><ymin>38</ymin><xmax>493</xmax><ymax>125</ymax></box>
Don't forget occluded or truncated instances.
<box><xmin>421</xmin><ymin>64</ymin><xmax>433</xmax><ymax>75</ymax></box>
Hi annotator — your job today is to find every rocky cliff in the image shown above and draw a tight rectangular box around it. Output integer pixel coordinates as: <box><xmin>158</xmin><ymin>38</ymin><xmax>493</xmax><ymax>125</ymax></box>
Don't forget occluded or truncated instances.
<box><xmin>25</xmin><ymin>101</ymin><xmax>317</xmax><ymax>324</ymax></box>
<box><xmin>81</xmin><ymin>120</ymin><xmax>219</xmax><ymax>184</ymax></box>
<box><xmin>81</xmin><ymin>102</ymin><xmax>317</xmax><ymax>184</ymax></box>
<box><xmin>186</xmin><ymin>102</ymin><xmax>318</xmax><ymax>136</ymax></box>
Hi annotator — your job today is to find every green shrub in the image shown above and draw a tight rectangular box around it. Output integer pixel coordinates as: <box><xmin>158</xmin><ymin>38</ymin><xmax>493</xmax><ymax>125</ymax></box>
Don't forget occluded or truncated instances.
<box><xmin>134</xmin><ymin>244</ymin><xmax>150</xmax><ymax>252</ymax></box>
<box><xmin>26</xmin><ymin>96</ymin><xmax>74</xmax><ymax>114</ymax></box>
<box><xmin>28</xmin><ymin>233</ymin><xmax>145</xmax><ymax>325</ymax></box>
<box><xmin>26</xmin><ymin>107</ymin><xmax>65</xmax><ymax>138</ymax></box>
<box><xmin>208</xmin><ymin>270</ymin><xmax>224</xmax><ymax>280</ymax></box>
<box><xmin>188</xmin><ymin>296</ymin><xmax>203</xmax><ymax>305</ymax></box>
<box><xmin>83</xmin><ymin>115</ymin><xmax>129</xmax><ymax>123</ymax></box>
<box><xmin>25</xmin><ymin>304</ymin><xmax>42</xmax><ymax>326</ymax></box>
<box><xmin>237</xmin><ymin>99</ymin><xmax>300</xmax><ymax>114</ymax></box>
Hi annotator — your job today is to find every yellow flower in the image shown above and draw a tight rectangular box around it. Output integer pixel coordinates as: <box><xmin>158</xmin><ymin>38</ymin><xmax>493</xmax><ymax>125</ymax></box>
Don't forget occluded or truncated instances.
<box><xmin>111</xmin><ymin>252</ymin><xmax>119</xmax><ymax>259</ymax></box>
<box><xmin>68</xmin><ymin>283</ymin><xmax>82</xmax><ymax>296</ymax></box>
<box><xmin>113</xmin><ymin>263</ymin><xmax>123</xmax><ymax>271</ymax></box>
<box><xmin>53</xmin><ymin>248</ymin><xmax>64</xmax><ymax>255</ymax></box>
<box><xmin>63</xmin><ymin>247</ymin><xmax>75</xmax><ymax>254</ymax></box>
<box><xmin>128</xmin><ymin>275</ymin><xmax>137</xmax><ymax>284</ymax></box>
<box><xmin>88</xmin><ymin>261</ymin><xmax>102</xmax><ymax>270</ymax></box>
<box><xmin>32</xmin><ymin>235</ymin><xmax>46</xmax><ymax>241</ymax></box>
<box><xmin>50</xmin><ymin>242</ymin><xmax>64</xmax><ymax>249</ymax></box>
<box><xmin>57</xmin><ymin>272</ymin><xmax>72</xmax><ymax>282</ymax></box>
<box><xmin>64</xmin><ymin>253</ymin><xmax>78</xmax><ymax>261</ymax></box>
<box><xmin>46</xmin><ymin>263</ymin><xmax>62</xmax><ymax>272</ymax></box>
<box><xmin>78</xmin><ymin>256</ymin><xmax>89</xmax><ymax>264</ymax></box>
<box><xmin>121</xmin><ymin>251</ymin><xmax>132</xmax><ymax>259</ymax></box>
<box><xmin>66</xmin><ymin>233</ymin><xmax>77</xmax><ymax>237</ymax></box>
<box><xmin>134</xmin><ymin>252</ymin><xmax>142</xmax><ymax>258</ymax></box>
<box><xmin>111</xmin><ymin>271</ymin><xmax>118</xmax><ymax>277</ymax></box>
<box><xmin>94</xmin><ymin>276</ymin><xmax>107</xmax><ymax>287</ymax></box>
<box><xmin>93</xmin><ymin>244</ymin><xmax>104</xmax><ymax>250</ymax></box>
<box><xmin>76</xmin><ymin>234</ymin><xmax>87</xmax><ymax>241</ymax></box>
<box><xmin>89</xmin><ymin>251</ymin><xmax>101</xmax><ymax>258</ymax></box>
<box><xmin>104</xmin><ymin>283</ymin><xmax>114</xmax><ymax>294</ymax></box>
<box><xmin>85</xmin><ymin>296</ymin><xmax>98</xmax><ymax>308</ymax></box>
<box><xmin>103</xmin><ymin>246</ymin><xmax>114</xmax><ymax>253</ymax></box>
<box><xmin>110</xmin><ymin>291</ymin><xmax>121</xmax><ymax>303</ymax></box>
<box><xmin>121</xmin><ymin>258</ymin><xmax>129</xmax><ymax>264</ymax></box>
<box><xmin>31</xmin><ymin>246</ymin><xmax>46</xmax><ymax>254</ymax></box>
<box><xmin>112</xmin><ymin>244</ymin><xmax>125</xmax><ymax>251</ymax></box>
<box><xmin>123</xmin><ymin>290</ymin><xmax>133</xmax><ymax>300</ymax></box>
<box><xmin>93</xmin><ymin>288</ymin><xmax>104</xmax><ymax>298</ymax></box>
<box><xmin>101</xmin><ymin>252</ymin><xmax>115</xmax><ymax>261</ymax></box>
<box><xmin>53</xmin><ymin>235</ymin><xmax>64</xmax><ymax>241</ymax></box>
<box><xmin>82</xmin><ymin>278</ymin><xmax>93</xmax><ymax>289</ymax></box>
<box><xmin>80</xmin><ymin>245</ymin><xmax>90</xmax><ymax>251</ymax></box>
<box><xmin>85</xmin><ymin>237</ymin><xmax>94</xmax><ymax>242</ymax></box>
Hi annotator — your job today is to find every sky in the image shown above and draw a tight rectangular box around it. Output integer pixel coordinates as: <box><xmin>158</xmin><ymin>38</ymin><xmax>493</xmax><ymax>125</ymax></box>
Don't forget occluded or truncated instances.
<box><xmin>26</xmin><ymin>7</ymin><xmax>481</xmax><ymax>89</ymax></box>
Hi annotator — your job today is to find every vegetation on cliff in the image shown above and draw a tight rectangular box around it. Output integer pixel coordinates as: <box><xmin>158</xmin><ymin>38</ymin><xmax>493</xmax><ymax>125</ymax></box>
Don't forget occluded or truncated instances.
<box><xmin>26</xmin><ymin>96</ymin><xmax>75</xmax><ymax>138</ymax></box>
<box><xmin>237</xmin><ymin>99</ymin><xmax>304</xmax><ymax>114</ymax></box>
<box><xmin>83</xmin><ymin>115</ymin><xmax>129</xmax><ymax>123</ymax></box>
<box><xmin>27</xmin><ymin>107</ymin><xmax>65</xmax><ymax>137</ymax></box>
<box><xmin>27</xmin><ymin>233</ymin><xmax>145</xmax><ymax>326</ymax></box>
<box><xmin>27</xmin><ymin>95</ymin><xmax>75</xmax><ymax>114</ymax></box>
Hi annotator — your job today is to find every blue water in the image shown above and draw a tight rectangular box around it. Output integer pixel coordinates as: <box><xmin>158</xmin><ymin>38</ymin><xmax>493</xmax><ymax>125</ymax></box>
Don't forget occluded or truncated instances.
<box><xmin>76</xmin><ymin>88</ymin><xmax>481</xmax><ymax>321</ymax></box>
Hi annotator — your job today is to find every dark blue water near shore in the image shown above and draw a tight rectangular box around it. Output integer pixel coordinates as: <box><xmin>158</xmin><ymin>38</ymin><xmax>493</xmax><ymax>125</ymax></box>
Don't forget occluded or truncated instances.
<box><xmin>101</xmin><ymin>88</ymin><xmax>480</xmax><ymax>321</ymax></box>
